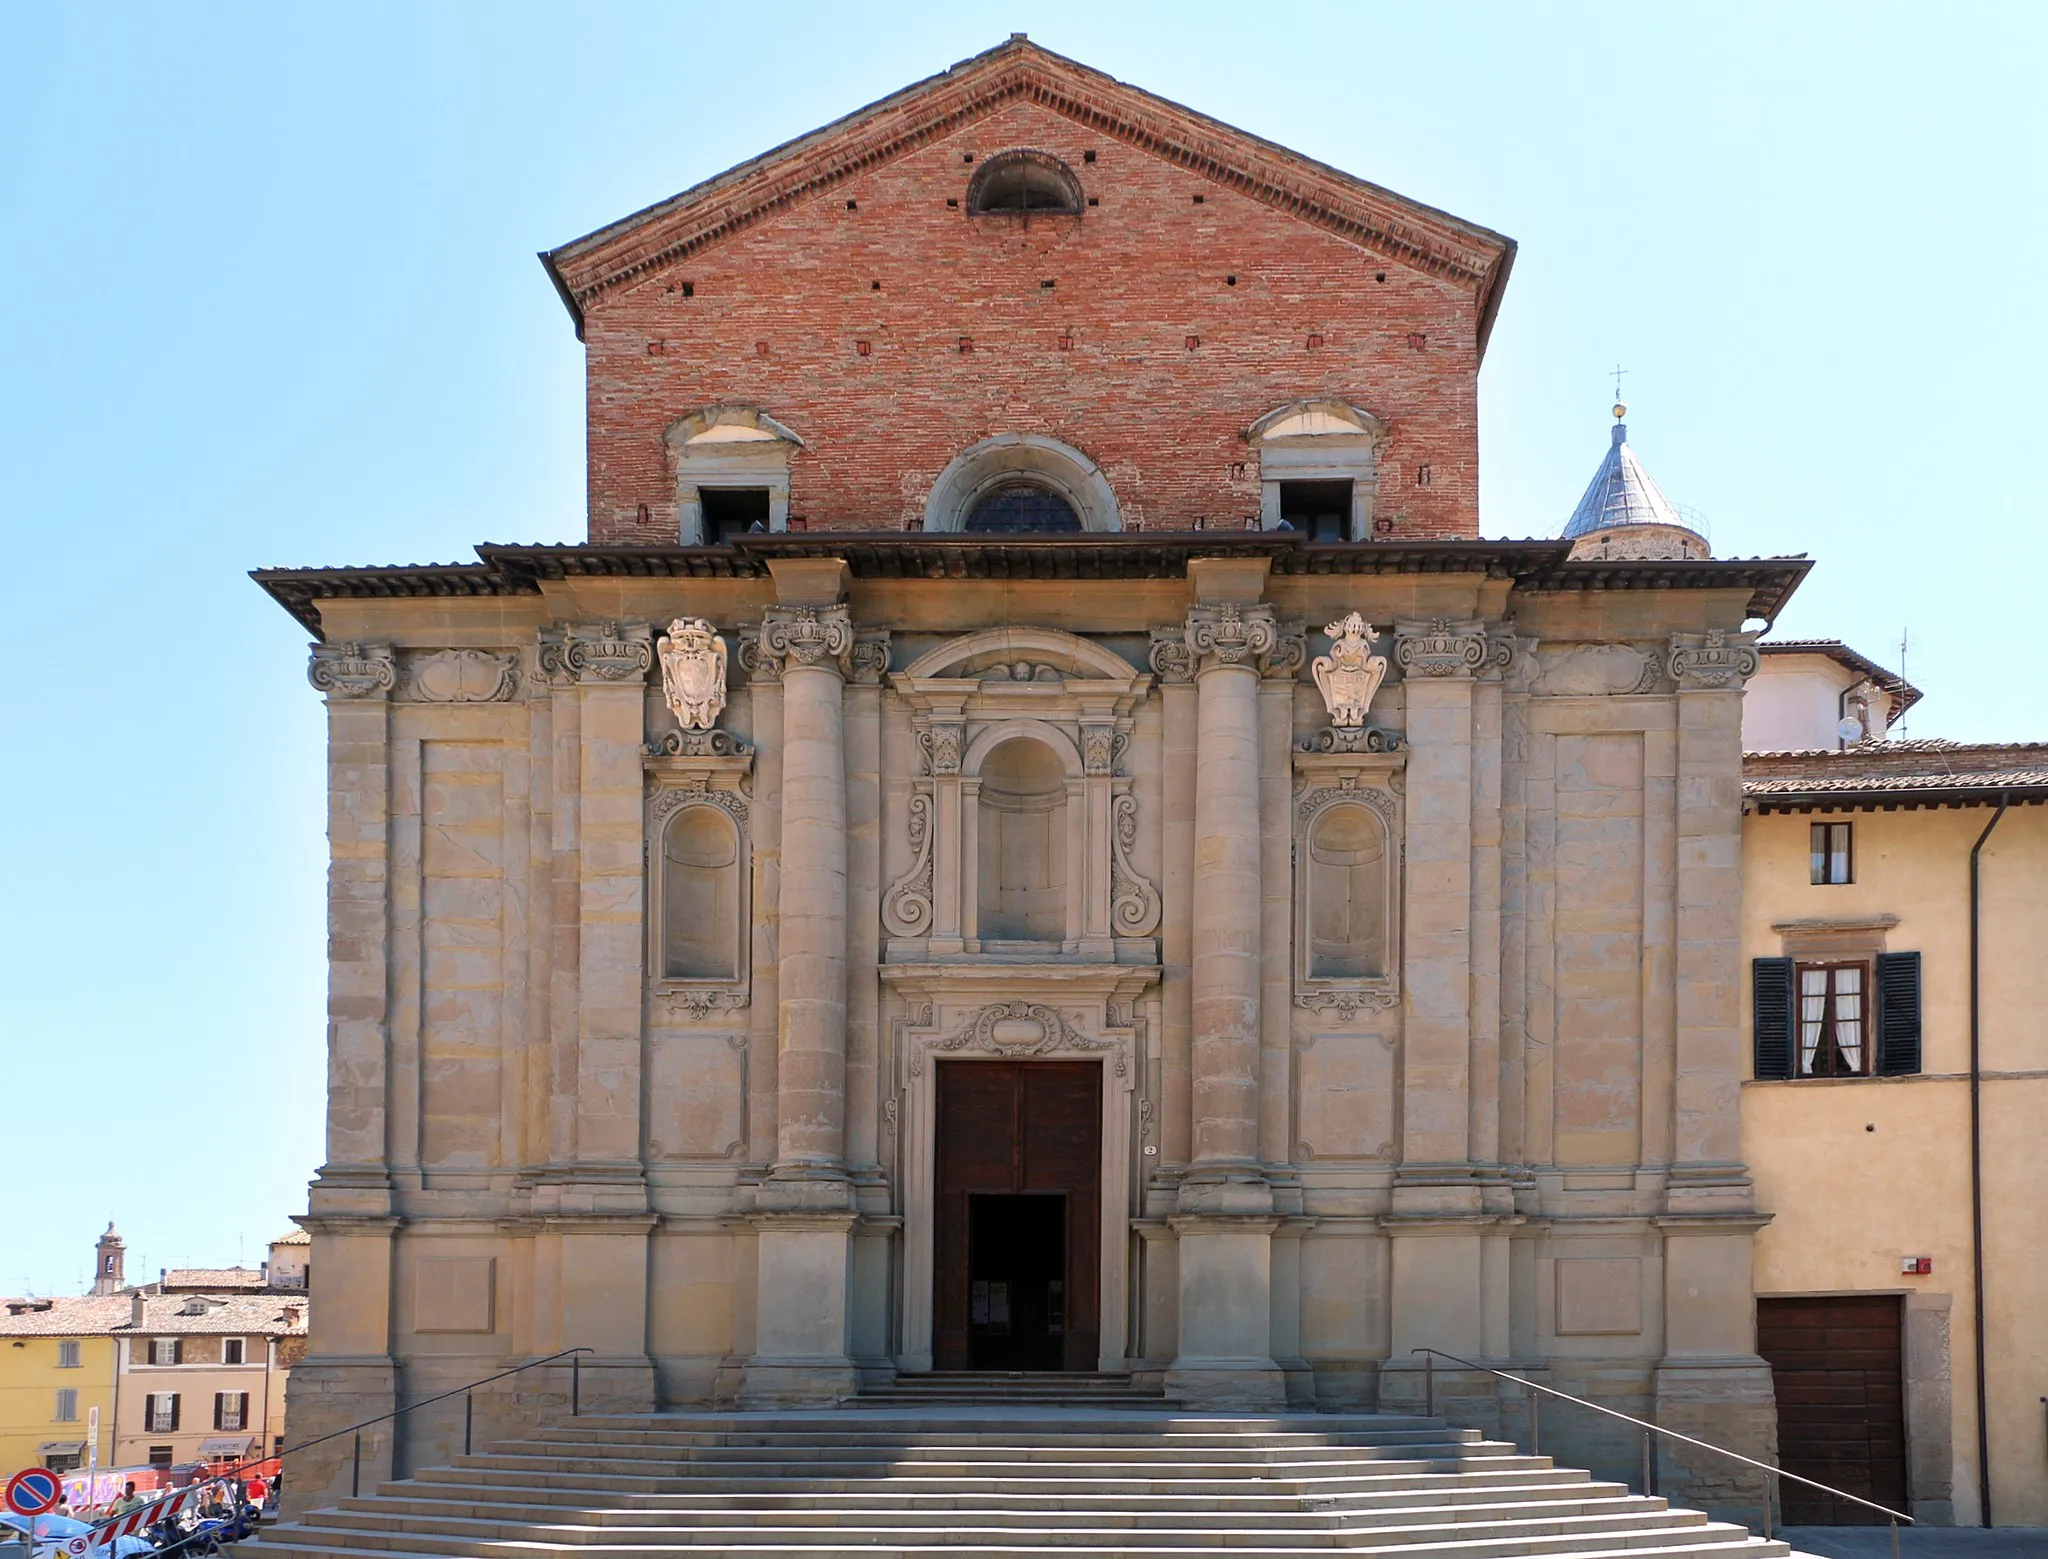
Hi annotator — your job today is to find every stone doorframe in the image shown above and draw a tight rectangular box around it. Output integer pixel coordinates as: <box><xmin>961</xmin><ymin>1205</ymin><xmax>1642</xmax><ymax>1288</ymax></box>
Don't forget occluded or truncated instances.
<box><xmin>883</xmin><ymin>964</ymin><xmax>1158</xmax><ymax>1374</ymax></box>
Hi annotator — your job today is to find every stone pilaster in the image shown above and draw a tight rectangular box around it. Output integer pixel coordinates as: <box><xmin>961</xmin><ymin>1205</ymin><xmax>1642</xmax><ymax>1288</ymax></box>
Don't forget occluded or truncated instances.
<box><xmin>743</xmin><ymin>591</ymin><xmax>860</xmax><ymax>1405</ymax></box>
<box><xmin>1167</xmin><ymin>582</ymin><xmax>1284</xmax><ymax>1408</ymax></box>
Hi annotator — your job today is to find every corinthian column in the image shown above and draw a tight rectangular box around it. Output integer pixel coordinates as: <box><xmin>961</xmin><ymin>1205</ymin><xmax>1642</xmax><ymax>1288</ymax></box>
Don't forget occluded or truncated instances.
<box><xmin>1185</xmin><ymin>601</ymin><xmax>1274</xmax><ymax>1178</ymax></box>
<box><xmin>1167</xmin><ymin>572</ymin><xmax>1284</xmax><ymax>1410</ymax></box>
<box><xmin>742</xmin><ymin>583</ymin><xmax>862</xmax><ymax>1407</ymax></box>
<box><xmin>760</xmin><ymin>603</ymin><xmax>853</xmax><ymax>1177</ymax></box>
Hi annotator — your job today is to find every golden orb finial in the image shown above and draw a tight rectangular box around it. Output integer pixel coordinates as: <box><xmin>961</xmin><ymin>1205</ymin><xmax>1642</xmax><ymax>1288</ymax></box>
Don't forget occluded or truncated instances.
<box><xmin>1612</xmin><ymin>402</ymin><xmax>1627</xmax><ymax>421</ymax></box>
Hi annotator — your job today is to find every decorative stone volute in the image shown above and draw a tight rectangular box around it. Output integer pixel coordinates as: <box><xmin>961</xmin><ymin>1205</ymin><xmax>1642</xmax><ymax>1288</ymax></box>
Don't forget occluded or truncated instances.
<box><xmin>657</xmin><ymin>617</ymin><xmax>729</xmax><ymax>730</ymax></box>
<box><xmin>1311</xmin><ymin>613</ymin><xmax>1387</xmax><ymax>727</ymax></box>
<box><xmin>1392</xmin><ymin>617</ymin><xmax>1488</xmax><ymax>679</ymax></box>
<box><xmin>1668</xmin><ymin>628</ymin><xmax>1761</xmax><ymax>691</ymax></box>
<box><xmin>539</xmin><ymin>621</ymin><xmax>654</xmax><ymax>685</ymax></box>
<box><xmin>758</xmin><ymin>604</ymin><xmax>854</xmax><ymax>678</ymax></box>
<box><xmin>308</xmin><ymin>641</ymin><xmax>396</xmax><ymax>699</ymax></box>
<box><xmin>1184</xmin><ymin>602</ymin><xmax>1278</xmax><ymax>673</ymax></box>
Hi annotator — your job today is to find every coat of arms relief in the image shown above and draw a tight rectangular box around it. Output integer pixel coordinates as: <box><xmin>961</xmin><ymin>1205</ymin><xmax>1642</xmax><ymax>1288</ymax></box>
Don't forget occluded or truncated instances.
<box><xmin>658</xmin><ymin>617</ymin><xmax>729</xmax><ymax>730</ymax></box>
<box><xmin>1310</xmin><ymin>612</ymin><xmax>1387</xmax><ymax>728</ymax></box>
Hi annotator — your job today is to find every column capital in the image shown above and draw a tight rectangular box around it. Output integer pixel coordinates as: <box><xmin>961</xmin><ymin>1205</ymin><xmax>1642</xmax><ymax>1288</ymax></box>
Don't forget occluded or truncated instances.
<box><xmin>308</xmin><ymin>641</ymin><xmax>396</xmax><ymax>700</ymax></box>
<box><xmin>1184</xmin><ymin>601</ymin><xmax>1277</xmax><ymax>675</ymax></box>
<box><xmin>538</xmin><ymin>621</ymin><xmax>654</xmax><ymax>687</ymax></box>
<box><xmin>756</xmin><ymin>603</ymin><xmax>855</xmax><ymax>679</ymax></box>
<box><xmin>1392</xmin><ymin>617</ymin><xmax>1491</xmax><ymax>680</ymax></box>
<box><xmin>1668</xmin><ymin>628</ymin><xmax>1759</xmax><ymax>692</ymax></box>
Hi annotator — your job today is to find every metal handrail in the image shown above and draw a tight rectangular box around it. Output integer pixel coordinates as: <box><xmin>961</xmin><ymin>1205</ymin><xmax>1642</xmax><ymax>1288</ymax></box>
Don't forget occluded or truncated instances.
<box><xmin>78</xmin><ymin>1346</ymin><xmax>593</xmax><ymax>1540</ymax></box>
<box><xmin>1412</xmin><ymin>1347</ymin><xmax>1912</xmax><ymax>1547</ymax></box>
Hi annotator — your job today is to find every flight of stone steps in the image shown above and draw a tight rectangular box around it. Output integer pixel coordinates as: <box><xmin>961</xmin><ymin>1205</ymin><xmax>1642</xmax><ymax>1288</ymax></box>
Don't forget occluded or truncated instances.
<box><xmin>853</xmin><ymin>1371</ymin><xmax>1170</xmax><ymax>1409</ymax></box>
<box><xmin>251</xmin><ymin>1407</ymin><xmax>1790</xmax><ymax>1559</ymax></box>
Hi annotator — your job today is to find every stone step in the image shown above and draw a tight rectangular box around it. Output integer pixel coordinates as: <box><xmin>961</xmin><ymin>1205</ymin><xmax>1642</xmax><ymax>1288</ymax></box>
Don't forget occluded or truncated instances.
<box><xmin>273</xmin><ymin>1506</ymin><xmax>1719</xmax><ymax>1552</ymax></box>
<box><xmin>523</xmin><ymin>1430</ymin><xmax>1484</xmax><ymax>1453</ymax></box>
<box><xmin>248</xmin><ymin>1529</ymin><xmax>1786</xmax><ymax>1559</ymax></box>
<box><xmin>442</xmin><ymin>1450</ymin><xmax>1534</xmax><ymax>1479</ymax></box>
<box><xmin>494</xmin><ymin>1439</ymin><xmax>1490</xmax><ymax>1466</ymax></box>
<box><xmin>560</xmin><ymin>1417</ymin><xmax>1453</xmax><ymax>1436</ymax></box>
<box><xmin>328</xmin><ymin>1489</ymin><xmax>1661</xmax><ymax>1532</ymax></box>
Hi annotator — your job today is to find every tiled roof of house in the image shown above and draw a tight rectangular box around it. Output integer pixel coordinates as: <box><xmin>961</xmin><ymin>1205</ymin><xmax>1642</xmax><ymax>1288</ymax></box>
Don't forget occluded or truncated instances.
<box><xmin>164</xmin><ymin>1267</ymin><xmax>267</xmax><ymax>1290</ymax></box>
<box><xmin>1756</xmin><ymin>638</ymin><xmax>1924</xmax><ymax>717</ymax></box>
<box><xmin>0</xmin><ymin>1292</ymin><xmax>308</xmax><ymax>1337</ymax></box>
<box><xmin>270</xmin><ymin>1229</ymin><xmax>311</xmax><ymax>1246</ymax></box>
<box><xmin>1745</xmin><ymin>740</ymin><xmax>2048</xmax><ymax>809</ymax></box>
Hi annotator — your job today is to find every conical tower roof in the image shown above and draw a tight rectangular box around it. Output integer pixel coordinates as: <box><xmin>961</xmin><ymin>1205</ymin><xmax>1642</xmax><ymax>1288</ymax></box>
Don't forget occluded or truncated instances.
<box><xmin>1561</xmin><ymin>408</ymin><xmax>1707</xmax><ymax>559</ymax></box>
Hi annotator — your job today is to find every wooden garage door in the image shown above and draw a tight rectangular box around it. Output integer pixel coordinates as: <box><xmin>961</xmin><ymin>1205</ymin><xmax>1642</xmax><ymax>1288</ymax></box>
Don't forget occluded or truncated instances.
<box><xmin>1756</xmin><ymin>1295</ymin><xmax>1908</xmax><ymax>1524</ymax></box>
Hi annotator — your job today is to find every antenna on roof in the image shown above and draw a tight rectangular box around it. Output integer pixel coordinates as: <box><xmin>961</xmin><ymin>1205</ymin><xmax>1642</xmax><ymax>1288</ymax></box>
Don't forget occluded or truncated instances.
<box><xmin>1898</xmin><ymin>627</ymin><xmax>1911</xmax><ymax>737</ymax></box>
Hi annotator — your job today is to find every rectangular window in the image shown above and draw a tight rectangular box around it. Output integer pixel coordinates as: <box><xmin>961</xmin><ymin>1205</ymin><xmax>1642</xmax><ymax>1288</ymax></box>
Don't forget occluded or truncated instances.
<box><xmin>699</xmin><ymin>487</ymin><xmax>770</xmax><ymax>546</ymax></box>
<box><xmin>1279</xmin><ymin>479</ymin><xmax>1353</xmax><ymax>543</ymax></box>
<box><xmin>214</xmin><ymin>1392</ymin><xmax>247</xmax><ymax>1432</ymax></box>
<box><xmin>148</xmin><ymin>1337</ymin><xmax>181</xmax><ymax>1366</ymax></box>
<box><xmin>56</xmin><ymin>1340</ymin><xmax>80</xmax><ymax>1368</ymax></box>
<box><xmin>1810</xmin><ymin>821</ymin><xmax>1853</xmax><ymax>884</ymax></box>
<box><xmin>54</xmin><ymin>1388</ymin><xmax>78</xmax><ymax>1421</ymax></box>
<box><xmin>221</xmin><ymin>1337</ymin><xmax>245</xmax><ymax>1365</ymax></box>
<box><xmin>146</xmin><ymin>1392</ymin><xmax>180</xmax><ymax>1433</ymax></box>
<box><xmin>43</xmin><ymin>1452</ymin><xmax>81</xmax><ymax>1473</ymax></box>
<box><xmin>148</xmin><ymin>1446</ymin><xmax>173</xmax><ymax>1470</ymax></box>
<box><xmin>1797</xmin><ymin>961</ymin><xmax>1870</xmax><ymax>1076</ymax></box>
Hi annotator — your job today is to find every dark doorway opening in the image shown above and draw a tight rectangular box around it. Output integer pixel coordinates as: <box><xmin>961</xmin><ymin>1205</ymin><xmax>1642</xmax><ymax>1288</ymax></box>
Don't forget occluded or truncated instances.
<box><xmin>700</xmin><ymin>487</ymin><xmax>769</xmax><ymax>544</ymax></box>
<box><xmin>967</xmin><ymin>1193</ymin><xmax>1067</xmax><ymax>1369</ymax></box>
<box><xmin>934</xmin><ymin>1060</ymin><xmax>1100</xmax><ymax>1371</ymax></box>
<box><xmin>1280</xmin><ymin>479</ymin><xmax>1353</xmax><ymax>541</ymax></box>
<box><xmin>1757</xmin><ymin>1295</ymin><xmax>1909</xmax><ymax>1524</ymax></box>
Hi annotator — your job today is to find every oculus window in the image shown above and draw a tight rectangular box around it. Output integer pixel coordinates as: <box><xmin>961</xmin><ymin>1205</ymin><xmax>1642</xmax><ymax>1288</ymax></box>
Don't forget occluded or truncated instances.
<box><xmin>968</xmin><ymin>151</ymin><xmax>1084</xmax><ymax>214</ymax></box>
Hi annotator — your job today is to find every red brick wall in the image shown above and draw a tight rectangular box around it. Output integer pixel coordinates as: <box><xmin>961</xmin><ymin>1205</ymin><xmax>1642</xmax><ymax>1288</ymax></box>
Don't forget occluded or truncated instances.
<box><xmin>581</xmin><ymin>100</ymin><xmax>1483</xmax><ymax>543</ymax></box>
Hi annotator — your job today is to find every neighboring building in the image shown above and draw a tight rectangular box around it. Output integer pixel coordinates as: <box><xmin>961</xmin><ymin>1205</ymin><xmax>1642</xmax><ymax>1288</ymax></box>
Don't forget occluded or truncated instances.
<box><xmin>0</xmin><ymin>1296</ymin><xmax>123</xmax><ymax>1474</ymax></box>
<box><xmin>110</xmin><ymin>1289</ymin><xmax>307</xmax><ymax>1469</ymax></box>
<box><xmin>260</xmin><ymin>37</ymin><xmax>1812</xmax><ymax>1522</ymax></box>
<box><xmin>1741</xmin><ymin>708</ymin><xmax>2048</xmax><ymax>1525</ymax></box>
<box><xmin>0</xmin><ymin>1228</ymin><xmax>310</xmax><ymax>1476</ymax></box>
<box><xmin>267</xmin><ymin>1231</ymin><xmax>310</xmax><ymax>1291</ymax></box>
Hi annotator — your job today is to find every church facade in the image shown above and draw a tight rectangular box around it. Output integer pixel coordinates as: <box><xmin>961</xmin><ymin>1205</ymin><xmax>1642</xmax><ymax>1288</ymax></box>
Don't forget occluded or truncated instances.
<box><xmin>260</xmin><ymin>39</ymin><xmax>1807</xmax><ymax>1513</ymax></box>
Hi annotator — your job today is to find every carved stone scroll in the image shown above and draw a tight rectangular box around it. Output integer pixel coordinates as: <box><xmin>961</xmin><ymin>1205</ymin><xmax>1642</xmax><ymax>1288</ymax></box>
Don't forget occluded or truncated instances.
<box><xmin>309</xmin><ymin>642</ymin><xmax>396</xmax><ymax>699</ymax></box>
<box><xmin>1109</xmin><ymin>793</ymin><xmax>1162</xmax><ymax>936</ymax></box>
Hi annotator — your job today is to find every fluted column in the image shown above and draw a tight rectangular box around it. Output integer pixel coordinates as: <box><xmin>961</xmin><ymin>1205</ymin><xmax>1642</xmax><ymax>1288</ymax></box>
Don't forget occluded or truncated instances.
<box><xmin>1167</xmin><ymin>575</ymin><xmax>1284</xmax><ymax>1410</ymax></box>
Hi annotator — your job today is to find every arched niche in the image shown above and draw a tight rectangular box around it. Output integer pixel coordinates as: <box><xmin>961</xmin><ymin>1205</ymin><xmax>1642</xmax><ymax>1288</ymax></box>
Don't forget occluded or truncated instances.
<box><xmin>1304</xmin><ymin>802</ymin><xmax>1388</xmax><ymax>979</ymax></box>
<box><xmin>1292</xmin><ymin>750</ymin><xmax>1403</xmax><ymax>1017</ymax></box>
<box><xmin>973</xmin><ymin>736</ymin><xmax>1072</xmax><ymax>942</ymax></box>
<box><xmin>660</xmin><ymin>803</ymin><xmax>742</xmax><ymax>979</ymax></box>
<box><xmin>921</xmin><ymin>434</ymin><xmax>1120</xmax><ymax>533</ymax></box>
<box><xmin>646</xmin><ymin>760</ymin><xmax>753</xmax><ymax>1016</ymax></box>
<box><xmin>664</xmin><ymin>406</ymin><xmax>804</xmax><ymax>544</ymax></box>
<box><xmin>1249</xmin><ymin>398</ymin><xmax>1387</xmax><ymax>541</ymax></box>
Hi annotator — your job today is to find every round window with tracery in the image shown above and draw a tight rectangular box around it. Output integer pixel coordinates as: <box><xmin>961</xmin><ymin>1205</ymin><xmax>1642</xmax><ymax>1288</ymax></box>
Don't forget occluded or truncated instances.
<box><xmin>964</xmin><ymin>482</ymin><xmax>1083</xmax><ymax>533</ymax></box>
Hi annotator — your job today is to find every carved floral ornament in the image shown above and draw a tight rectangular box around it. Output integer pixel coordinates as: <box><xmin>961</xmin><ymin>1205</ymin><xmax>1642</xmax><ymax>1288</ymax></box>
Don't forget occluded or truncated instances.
<box><xmin>1392</xmin><ymin>617</ymin><xmax>1492</xmax><ymax>678</ymax></box>
<box><xmin>758</xmin><ymin>603</ymin><xmax>854</xmax><ymax>676</ymax></box>
<box><xmin>308</xmin><ymin>642</ymin><xmax>396</xmax><ymax>699</ymax></box>
<box><xmin>909</xmin><ymin>1001</ymin><xmax>1126</xmax><ymax>1077</ymax></box>
<box><xmin>1183</xmin><ymin>601</ymin><xmax>1277</xmax><ymax>671</ymax></box>
<box><xmin>1668</xmin><ymin>628</ymin><xmax>1760</xmax><ymax>691</ymax></box>
<box><xmin>400</xmin><ymin>649</ymin><xmax>519</xmax><ymax>703</ymax></box>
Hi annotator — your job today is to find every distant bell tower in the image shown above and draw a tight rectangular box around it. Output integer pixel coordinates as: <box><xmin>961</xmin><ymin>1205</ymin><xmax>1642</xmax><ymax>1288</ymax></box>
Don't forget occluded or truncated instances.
<box><xmin>92</xmin><ymin>1223</ymin><xmax>125</xmax><ymax>1295</ymax></box>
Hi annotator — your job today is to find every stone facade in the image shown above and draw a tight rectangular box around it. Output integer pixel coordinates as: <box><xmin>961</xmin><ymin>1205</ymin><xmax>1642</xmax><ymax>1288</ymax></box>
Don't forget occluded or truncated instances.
<box><xmin>262</xmin><ymin>38</ymin><xmax>1810</xmax><ymax>1523</ymax></box>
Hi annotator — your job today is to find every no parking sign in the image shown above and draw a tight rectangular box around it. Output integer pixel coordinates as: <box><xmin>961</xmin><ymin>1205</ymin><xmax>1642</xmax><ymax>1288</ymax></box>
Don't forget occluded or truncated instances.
<box><xmin>4</xmin><ymin>1466</ymin><xmax>63</xmax><ymax>1517</ymax></box>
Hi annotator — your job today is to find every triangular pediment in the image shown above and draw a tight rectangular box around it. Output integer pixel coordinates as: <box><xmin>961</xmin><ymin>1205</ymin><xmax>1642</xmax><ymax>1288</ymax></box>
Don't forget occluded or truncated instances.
<box><xmin>542</xmin><ymin>37</ymin><xmax>1515</xmax><ymax>346</ymax></box>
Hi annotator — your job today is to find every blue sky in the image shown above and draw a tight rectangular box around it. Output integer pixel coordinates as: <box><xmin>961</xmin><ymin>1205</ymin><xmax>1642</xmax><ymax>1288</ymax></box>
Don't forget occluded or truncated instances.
<box><xmin>1</xmin><ymin>2</ymin><xmax>2040</xmax><ymax>1294</ymax></box>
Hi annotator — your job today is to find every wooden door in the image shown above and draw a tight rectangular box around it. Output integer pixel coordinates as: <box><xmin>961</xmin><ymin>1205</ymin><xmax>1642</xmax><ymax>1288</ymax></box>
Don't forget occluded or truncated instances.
<box><xmin>933</xmin><ymin>1060</ymin><xmax>1101</xmax><ymax>1371</ymax></box>
<box><xmin>1757</xmin><ymin>1295</ymin><xmax>1908</xmax><ymax>1524</ymax></box>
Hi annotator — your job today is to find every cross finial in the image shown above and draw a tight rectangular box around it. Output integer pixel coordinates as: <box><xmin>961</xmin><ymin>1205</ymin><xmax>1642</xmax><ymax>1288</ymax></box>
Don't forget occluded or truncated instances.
<box><xmin>1610</xmin><ymin>363</ymin><xmax>1629</xmax><ymax>419</ymax></box>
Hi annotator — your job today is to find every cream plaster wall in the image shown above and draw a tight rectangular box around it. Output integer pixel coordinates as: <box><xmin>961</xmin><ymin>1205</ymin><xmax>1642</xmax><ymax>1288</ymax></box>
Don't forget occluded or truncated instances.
<box><xmin>1742</xmin><ymin>804</ymin><xmax>2048</xmax><ymax>1525</ymax></box>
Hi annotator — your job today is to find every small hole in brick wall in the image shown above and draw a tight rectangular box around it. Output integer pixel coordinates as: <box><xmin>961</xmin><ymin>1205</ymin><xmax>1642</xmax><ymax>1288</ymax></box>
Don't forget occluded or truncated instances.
<box><xmin>947</xmin><ymin>197</ymin><xmax>959</xmax><ymax>208</ymax></box>
<box><xmin>1408</xmin><ymin>333</ymin><xmax>1428</xmax><ymax>351</ymax></box>
<box><xmin>1040</xmin><ymin>278</ymin><xmax>1055</xmax><ymax>290</ymax></box>
<box><xmin>958</xmin><ymin>336</ymin><xmax>973</xmax><ymax>353</ymax></box>
<box><xmin>1226</xmin><ymin>275</ymin><xmax>1237</xmax><ymax>286</ymax></box>
<box><xmin>1185</xmin><ymin>334</ymin><xmax>1200</xmax><ymax>350</ymax></box>
<box><xmin>637</xmin><ymin>504</ymin><xmax>650</xmax><ymax>524</ymax></box>
<box><xmin>1374</xmin><ymin>272</ymin><xmax>1386</xmax><ymax>283</ymax></box>
<box><xmin>871</xmin><ymin>279</ymin><xmax>882</xmax><ymax>290</ymax></box>
<box><xmin>1416</xmin><ymin>465</ymin><xmax>1432</xmax><ymax>487</ymax></box>
<box><xmin>681</xmin><ymin>281</ymin><xmax>694</xmax><ymax>298</ymax></box>
<box><xmin>646</xmin><ymin>340</ymin><xmax>663</xmax><ymax>355</ymax></box>
<box><xmin>755</xmin><ymin>341</ymin><xmax>769</xmax><ymax>356</ymax></box>
<box><xmin>845</xmin><ymin>199</ymin><xmax>857</xmax><ymax>210</ymax></box>
<box><xmin>1087</xmin><ymin>196</ymin><xmax>1099</xmax><ymax>207</ymax></box>
<box><xmin>1083</xmin><ymin>149</ymin><xmax>1097</xmax><ymax>163</ymax></box>
<box><xmin>1306</xmin><ymin>333</ymin><xmax>1323</xmax><ymax>349</ymax></box>
<box><xmin>856</xmin><ymin>340</ymin><xmax>871</xmax><ymax>356</ymax></box>
<box><xmin>1058</xmin><ymin>335</ymin><xmax>1074</xmax><ymax>351</ymax></box>
<box><xmin>1374</xmin><ymin>516</ymin><xmax>1394</xmax><ymax>534</ymax></box>
<box><xmin>962</xmin><ymin>152</ymin><xmax>975</xmax><ymax>164</ymax></box>
<box><xmin>1192</xmin><ymin>193</ymin><xmax>1205</xmax><ymax>204</ymax></box>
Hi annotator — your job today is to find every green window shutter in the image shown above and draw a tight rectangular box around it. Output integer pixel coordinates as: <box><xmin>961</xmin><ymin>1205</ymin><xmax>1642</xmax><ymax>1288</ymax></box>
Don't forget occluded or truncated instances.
<box><xmin>1876</xmin><ymin>951</ymin><xmax>1923</xmax><ymax>1075</ymax></box>
<box><xmin>1753</xmin><ymin>957</ymin><xmax>1796</xmax><ymax>1080</ymax></box>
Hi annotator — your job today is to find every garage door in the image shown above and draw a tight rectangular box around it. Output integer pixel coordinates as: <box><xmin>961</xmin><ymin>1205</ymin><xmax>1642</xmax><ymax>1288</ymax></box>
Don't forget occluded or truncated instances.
<box><xmin>1756</xmin><ymin>1295</ymin><xmax>1908</xmax><ymax>1524</ymax></box>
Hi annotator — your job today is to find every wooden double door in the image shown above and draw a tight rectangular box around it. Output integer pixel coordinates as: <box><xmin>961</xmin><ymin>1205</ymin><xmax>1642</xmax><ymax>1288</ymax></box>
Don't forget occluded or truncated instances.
<box><xmin>1757</xmin><ymin>1295</ymin><xmax>1909</xmax><ymax>1524</ymax></box>
<box><xmin>933</xmin><ymin>1060</ymin><xmax>1101</xmax><ymax>1371</ymax></box>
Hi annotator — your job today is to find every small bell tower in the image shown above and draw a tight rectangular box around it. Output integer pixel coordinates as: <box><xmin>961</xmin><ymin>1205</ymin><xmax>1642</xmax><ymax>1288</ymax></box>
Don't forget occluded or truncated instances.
<box><xmin>92</xmin><ymin>1222</ymin><xmax>126</xmax><ymax>1295</ymax></box>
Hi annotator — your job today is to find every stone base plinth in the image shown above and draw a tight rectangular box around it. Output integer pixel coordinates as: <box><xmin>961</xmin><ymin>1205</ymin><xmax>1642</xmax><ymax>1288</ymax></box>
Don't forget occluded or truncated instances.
<box><xmin>738</xmin><ymin>1357</ymin><xmax>862</xmax><ymax>1407</ymax></box>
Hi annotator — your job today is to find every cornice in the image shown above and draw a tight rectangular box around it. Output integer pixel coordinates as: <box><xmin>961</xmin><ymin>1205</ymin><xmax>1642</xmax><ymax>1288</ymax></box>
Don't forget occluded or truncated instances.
<box><xmin>541</xmin><ymin>40</ymin><xmax>1516</xmax><ymax>345</ymax></box>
